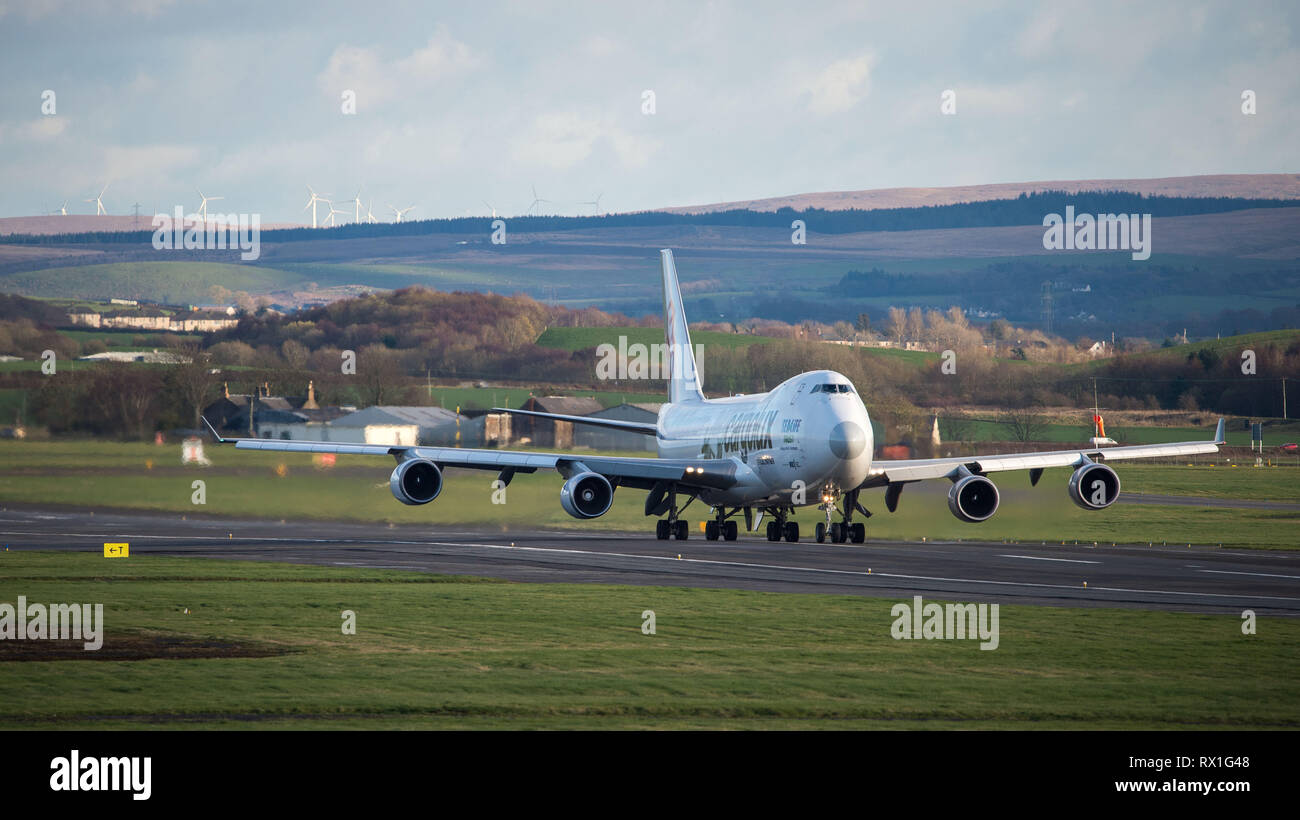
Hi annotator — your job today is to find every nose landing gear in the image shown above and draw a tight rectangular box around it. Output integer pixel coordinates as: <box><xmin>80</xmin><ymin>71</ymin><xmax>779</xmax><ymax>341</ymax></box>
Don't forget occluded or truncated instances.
<box><xmin>816</xmin><ymin>488</ymin><xmax>868</xmax><ymax>544</ymax></box>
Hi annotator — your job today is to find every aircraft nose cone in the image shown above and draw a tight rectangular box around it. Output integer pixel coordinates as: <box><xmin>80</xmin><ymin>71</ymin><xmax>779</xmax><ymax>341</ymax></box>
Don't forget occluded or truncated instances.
<box><xmin>829</xmin><ymin>421</ymin><xmax>867</xmax><ymax>460</ymax></box>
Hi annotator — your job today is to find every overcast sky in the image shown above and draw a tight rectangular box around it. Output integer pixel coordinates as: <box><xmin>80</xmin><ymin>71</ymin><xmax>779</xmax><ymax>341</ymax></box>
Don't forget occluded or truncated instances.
<box><xmin>0</xmin><ymin>0</ymin><xmax>1296</xmax><ymax>222</ymax></box>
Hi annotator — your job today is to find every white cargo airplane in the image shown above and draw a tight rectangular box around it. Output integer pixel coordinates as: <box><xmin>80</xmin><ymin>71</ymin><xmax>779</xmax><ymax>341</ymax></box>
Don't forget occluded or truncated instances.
<box><xmin>205</xmin><ymin>249</ymin><xmax>1225</xmax><ymax>544</ymax></box>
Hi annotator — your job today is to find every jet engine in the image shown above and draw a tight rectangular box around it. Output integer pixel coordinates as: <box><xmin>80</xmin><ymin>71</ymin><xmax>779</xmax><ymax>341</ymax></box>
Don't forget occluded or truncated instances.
<box><xmin>389</xmin><ymin>458</ymin><xmax>443</xmax><ymax>505</ymax></box>
<box><xmin>560</xmin><ymin>471</ymin><xmax>615</xmax><ymax>519</ymax></box>
<box><xmin>947</xmin><ymin>473</ymin><xmax>1000</xmax><ymax>522</ymax></box>
<box><xmin>1068</xmin><ymin>462</ymin><xmax>1120</xmax><ymax>510</ymax></box>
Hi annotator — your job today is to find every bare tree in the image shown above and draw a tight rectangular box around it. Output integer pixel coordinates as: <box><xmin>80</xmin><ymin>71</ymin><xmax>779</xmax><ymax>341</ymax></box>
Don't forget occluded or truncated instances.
<box><xmin>1001</xmin><ymin>406</ymin><xmax>1046</xmax><ymax>443</ymax></box>
<box><xmin>905</xmin><ymin>307</ymin><xmax>924</xmax><ymax>345</ymax></box>
<box><xmin>885</xmin><ymin>306</ymin><xmax>906</xmax><ymax>345</ymax></box>
<box><xmin>358</xmin><ymin>344</ymin><xmax>405</xmax><ymax>406</ymax></box>
<box><xmin>171</xmin><ymin>345</ymin><xmax>221</xmax><ymax>429</ymax></box>
<box><xmin>280</xmin><ymin>339</ymin><xmax>309</xmax><ymax>371</ymax></box>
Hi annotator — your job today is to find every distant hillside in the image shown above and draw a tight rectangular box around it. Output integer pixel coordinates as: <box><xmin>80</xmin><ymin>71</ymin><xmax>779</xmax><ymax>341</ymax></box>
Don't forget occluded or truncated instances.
<box><xmin>662</xmin><ymin>173</ymin><xmax>1300</xmax><ymax>214</ymax></box>
<box><xmin>0</xmin><ymin>215</ymin><xmax>306</xmax><ymax>237</ymax></box>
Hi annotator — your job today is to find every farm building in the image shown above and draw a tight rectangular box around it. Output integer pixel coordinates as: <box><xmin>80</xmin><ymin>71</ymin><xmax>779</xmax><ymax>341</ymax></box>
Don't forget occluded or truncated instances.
<box><xmin>513</xmin><ymin>396</ymin><xmax>603</xmax><ymax>448</ymax></box>
<box><xmin>574</xmin><ymin>402</ymin><xmax>660</xmax><ymax>452</ymax></box>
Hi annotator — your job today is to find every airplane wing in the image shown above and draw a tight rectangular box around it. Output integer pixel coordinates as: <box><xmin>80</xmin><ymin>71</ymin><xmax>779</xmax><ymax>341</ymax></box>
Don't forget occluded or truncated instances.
<box><xmin>490</xmin><ymin>407</ymin><xmax>658</xmax><ymax>436</ymax></box>
<box><xmin>859</xmin><ymin>418</ymin><xmax>1225</xmax><ymax>488</ymax></box>
<box><xmin>201</xmin><ymin>417</ymin><xmax>728</xmax><ymax>493</ymax></box>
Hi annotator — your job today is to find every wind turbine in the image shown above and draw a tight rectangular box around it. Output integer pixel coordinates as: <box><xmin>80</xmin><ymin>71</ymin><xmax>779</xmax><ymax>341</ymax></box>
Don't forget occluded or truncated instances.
<box><xmin>196</xmin><ymin>189</ymin><xmax>223</xmax><ymax>223</ymax></box>
<box><xmin>323</xmin><ymin>203</ymin><xmax>346</xmax><ymax>227</ymax></box>
<box><xmin>482</xmin><ymin>200</ymin><xmax>497</xmax><ymax>218</ymax></box>
<box><xmin>85</xmin><ymin>183</ymin><xmax>109</xmax><ymax>216</ymax></box>
<box><xmin>349</xmin><ymin>189</ymin><xmax>364</xmax><ymax>223</ymax></box>
<box><xmin>526</xmin><ymin>184</ymin><xmax>551</xmax><ymax>215</ymax></box>
<box><xmin>582</xmin><ymin>192</ymin><xmax>604</xmax><ymax>214</ymax></box>
<box><xmin>303</xmin><ymin>186</ymin><xmax>330</xmax><ymax>229</ymax></box>
<box><xmin>365</xmin><ymin>198</ymin><xmax>378</xmax><ymax>224</ymax></box>
<box><xmin>388</xmin><ymin>204</ymin><xmax>415</xmax><ymax>223</ymax></box>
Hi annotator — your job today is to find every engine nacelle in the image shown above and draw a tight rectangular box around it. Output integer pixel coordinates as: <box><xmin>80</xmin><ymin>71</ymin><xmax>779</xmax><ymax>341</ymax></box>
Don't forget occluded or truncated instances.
<box><xmin>1068</xmin><ymin>462</ymin><xmax>1120</xmax><ymax>510</ymax></box>
<box><xmin>389</xmin><ymin>458</ymin><xmax>443</xmax><ymax>505</ymax></box>
<box><xmin>947</xmin><ymin>474</ymin><xmax>1000</xmax><ymax>523</ymax></box>
<box><xmin>560</xmin><ymin>472</ymin><xmax>614</xmax><ymax>519</ymax></box>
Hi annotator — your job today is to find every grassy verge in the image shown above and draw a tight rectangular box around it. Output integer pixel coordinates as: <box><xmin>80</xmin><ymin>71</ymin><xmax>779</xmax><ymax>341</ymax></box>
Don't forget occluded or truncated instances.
<box><xmin>1</xmin><ymin>552</ymin><xmax>1295</xmax><ymax>730</ymax></box>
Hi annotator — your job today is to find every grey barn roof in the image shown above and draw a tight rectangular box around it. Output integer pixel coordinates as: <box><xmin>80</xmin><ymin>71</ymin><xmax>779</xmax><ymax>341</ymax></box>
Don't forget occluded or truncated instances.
<box><xmin>525</xmin><ymin>396</ymin><xmax>604</xmax><ymax>416</ymax></box>
<box><xmin>334</xmin><ymin>405</ymin><xmax>464</xmax><ymax>428</ymax></box>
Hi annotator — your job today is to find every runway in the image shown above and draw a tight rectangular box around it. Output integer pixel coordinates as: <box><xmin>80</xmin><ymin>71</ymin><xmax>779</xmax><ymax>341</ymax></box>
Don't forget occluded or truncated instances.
<box><xmin>3</xmin><ymin>505</ymin><xmax>1299</xmax><ymax>615</ymax></box>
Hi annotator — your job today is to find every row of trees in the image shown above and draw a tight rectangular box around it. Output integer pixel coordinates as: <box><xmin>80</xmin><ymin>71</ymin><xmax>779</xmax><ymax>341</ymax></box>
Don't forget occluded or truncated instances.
<box><xmin>8</xmin><ymin>284</ymin><xmax>1299</xmax><ymax>439</ymax></box>
<box><xmin>9</xmin><ymin>191</ymin><xmax>1298</xmax><ymax>245</ymax></box>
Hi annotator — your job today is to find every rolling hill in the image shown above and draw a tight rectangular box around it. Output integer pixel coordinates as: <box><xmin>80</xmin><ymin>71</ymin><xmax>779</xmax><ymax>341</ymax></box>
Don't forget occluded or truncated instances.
<box><xmin>661</xmin><ymin>173</ymin><xmax>1300</xmax><ymax>214</ymax></box>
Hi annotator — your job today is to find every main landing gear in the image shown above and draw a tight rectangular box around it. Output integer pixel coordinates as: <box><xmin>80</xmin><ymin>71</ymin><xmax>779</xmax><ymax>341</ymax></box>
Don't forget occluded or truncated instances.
<box><xmin>653</xmin><ymin>486</ymin><xmax>697</xmax><ymax>541</ymax></box>
<box><xmin>704</xmin><ymin>507</ymin><xmax>740</xmax><ymax>541</ymax></box>
<box><xmin>815</xmin><ymin>488</ymin><xmax>868</xmax><ymax>544</ymax></box>
<box><xmin>762</xmin><ymin>507</ymin><xmax>799</xmax><ymax>542</ymax></box>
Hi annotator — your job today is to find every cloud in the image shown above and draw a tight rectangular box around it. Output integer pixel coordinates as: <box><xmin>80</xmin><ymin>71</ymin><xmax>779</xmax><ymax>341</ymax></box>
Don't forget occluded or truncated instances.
<box><xmin>1016</xmin><ymin>8</ymin><xmax>1064</xmax><ymax>58</ymax></box>
<box><xmin>0</xmin><ymin>0</ymin><xmax>173</xmax><ymax>19</ymax></box>
<box><xmin>511</xmin><ymin>111</ymin><xmax>660</xmax><ymax>170</ymax></box>
<box><xmin>584</xmin><ymin>34</ymin><xmax>619</xmax><ymax>57</ymax></box>
<box><xmin>802</xmin><ymin>53</ymin><xmax>879</xmax><ymax>114</ymax></box>
<box><xmin>316</xmin><ymin>26</ymin><xmax>480</xmax><ymax>111</ymax></box>
<box><xmin>0</xmin><ymin>116</ymin><xmax>69</xmax><ymax>143</ymax></box>
<box><xmin>101</xmin><ymin>143</ymin><xmax>200</xmax><ymax>185</ymax></box>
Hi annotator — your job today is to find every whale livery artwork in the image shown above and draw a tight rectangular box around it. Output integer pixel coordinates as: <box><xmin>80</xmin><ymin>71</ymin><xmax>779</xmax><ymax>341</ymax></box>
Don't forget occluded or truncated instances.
<box><xmin>205</xmin><ymin>249</ymin><xmax>1226</xmax><ymax>545</ymax></box>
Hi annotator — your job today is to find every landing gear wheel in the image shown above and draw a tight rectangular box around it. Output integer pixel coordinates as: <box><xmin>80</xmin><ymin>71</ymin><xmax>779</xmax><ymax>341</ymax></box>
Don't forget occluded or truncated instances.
<box><xmin>783</xmin><ymin>521</ymin><xmax>799</xmax><ymax>543</ymax></box>
<box><xmin>705</xmin><ymin>520</ymin><xmax>719</xmax><ymax>541</ymax></box>
<box><xmin>656</xmin><ymin>520</ymin><xmax>670</xmax><ymax>540</ymax></box>
<box><xmin>851</xmin><ymin>522</ymin><xmax>866</xmax><ymax>543</ymax></box>
<box><xmin>723</xmin><ymin>520</ymin><xmax>738</xmax><ymax>541</ymax></box>
<box><xmin>674</xmin><ymin>520</ymin><xmax>689</xmax><ymax>540</ymax></box>
<box><xmin>815</xmin><ymin>522</ymin><xmax>826</xmax><ymax>543</ymax></box>
<box><xmin>766</xmin><ymin>521</ymin><xmax>780</xmax><ymax>542</ymax></box>
<box><xmin>830</xmin><ymin>522</ymin><xmax>845</xmax><ymax>543</ymax></box>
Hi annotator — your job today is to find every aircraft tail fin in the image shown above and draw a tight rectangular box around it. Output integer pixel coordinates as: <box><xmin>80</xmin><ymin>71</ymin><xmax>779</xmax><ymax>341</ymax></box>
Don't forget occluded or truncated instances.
<box><xmin>660</xmin><ymin>249</ymin><xmax>704</xmax><ymax>404</ymax></box>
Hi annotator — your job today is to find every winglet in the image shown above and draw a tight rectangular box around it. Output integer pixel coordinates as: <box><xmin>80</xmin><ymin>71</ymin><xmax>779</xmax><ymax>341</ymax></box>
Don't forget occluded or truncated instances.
<box><xmin>201</xmin><ymin>416</ymin><xmax>229</xmax><ymax>443</ymax></box>
<box><xmin>1213</xmin><ymin>418</ymin><xmax>1226</xmax><ymax>445</ymax></box>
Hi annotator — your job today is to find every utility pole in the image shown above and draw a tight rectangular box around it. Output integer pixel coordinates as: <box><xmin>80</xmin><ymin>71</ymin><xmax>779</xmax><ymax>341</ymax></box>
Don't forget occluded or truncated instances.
<box><xmin>1284</xmin><ymin>378</ymin><xmax>1288</xmax><ymax>420</ymax></box>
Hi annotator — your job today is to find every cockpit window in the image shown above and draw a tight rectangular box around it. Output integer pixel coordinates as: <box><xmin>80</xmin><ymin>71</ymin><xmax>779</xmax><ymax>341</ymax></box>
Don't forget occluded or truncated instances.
<box><xmin>811</xmin><ymin>383</ymin><xmax>854</xmax><ymax>394</ymax></box>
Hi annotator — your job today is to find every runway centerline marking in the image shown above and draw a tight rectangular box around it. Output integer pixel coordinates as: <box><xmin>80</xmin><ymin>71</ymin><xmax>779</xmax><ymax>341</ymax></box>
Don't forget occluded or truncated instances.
<box><xmin>1199</xmin><ymin>569</ymin><xmax>1300</xmax><ymax>580</ymax></box>
<box><xmin>402</xmin><ymin>540</ymin><xmax>1300</xmax><ymax>604</ymax></box>
<box><xmin>999</xmin><ymin>554</ymin><xmax>1101</xmax><ymax>564</ymax></box>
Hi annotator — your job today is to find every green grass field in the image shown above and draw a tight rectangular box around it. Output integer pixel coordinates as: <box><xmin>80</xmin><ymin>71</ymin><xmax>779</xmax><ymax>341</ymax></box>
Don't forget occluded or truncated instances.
<box><xmin>948</xmin><ymin>418</ymin><xmax>1300</xmax><ymax>448</ymax></box>
<box><xmin>423</xmin><ymin>385</ymin><xmax>665</xmax><ymax>411</ymax></box>
<box><xmin>535</xmin><ymin>325</ymin><xmax>944</xmax><ymax>369</ymax></box>
<box><xmin>58</xmin><ymin>329</ymin><xmax>202</xmax><ymax>349</ymax></box>
<box><xmin>0</xmin><ymin>552</ymin><xmax>1294</xmax><ymax>729</ymax></box>
<box><xmin>1</xmin><ymin>441</ymin><xmax>1297</xmax><ymax>549</ymax></box>
<box><xmin>536</xmin><ymin>325</ymin><xmax>773</xmax><ymax>352</ymax></box>
<box><xmin>0</xmin><ymin>262</ymin><xmax>304</xmax><ymax>304</ymax></box>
